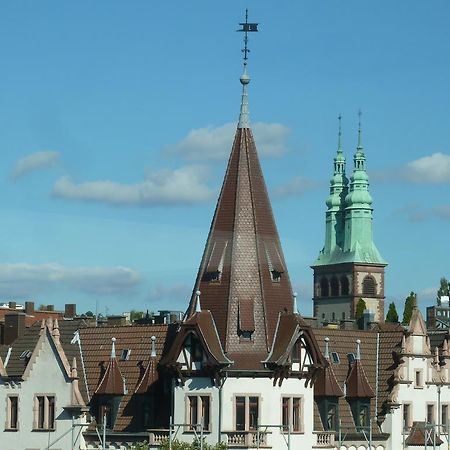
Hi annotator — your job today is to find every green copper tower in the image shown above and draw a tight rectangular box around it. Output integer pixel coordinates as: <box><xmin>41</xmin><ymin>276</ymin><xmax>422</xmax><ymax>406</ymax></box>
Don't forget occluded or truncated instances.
<box><xmin>312</xmin><ymin>115</ymin><xmax>387</xmax><ymax>325</ymax></box>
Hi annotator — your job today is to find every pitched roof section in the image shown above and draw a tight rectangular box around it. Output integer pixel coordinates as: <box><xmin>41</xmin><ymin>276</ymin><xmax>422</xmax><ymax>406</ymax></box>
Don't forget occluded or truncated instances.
<box><xmin>186</xmin><ymin>127</ymin><xmax>294</xmax><ymax>357</ymax></box>
<box><xmin>409</xmin><ymin>307</ymin><xmax>427</xmax><ymax>336</ymax></box>
<box><xmin>94</xmin><ymin>338</ymin><xmax>126</xmax><ymax>396</ymax></box>
<box><xmin>345</xmin><ymin>358</ymin><xmax>375</xmax><ymax>398</ymax></box>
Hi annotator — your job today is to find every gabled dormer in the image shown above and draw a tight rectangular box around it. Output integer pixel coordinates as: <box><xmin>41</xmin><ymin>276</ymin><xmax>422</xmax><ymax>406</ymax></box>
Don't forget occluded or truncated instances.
<box><xmin>160</xmin><ymin>294</ymin><xmax>232</xmax><ymax>383</ymax></box>
<box><xmin>315</xmin><ymin>337</ymin><xmax>344</xmax><ymax>431</ymax></box>
<box><xmin>263</xmin><ymin>310</ymin><xmax>326</xmax><ymax>385</ymax></box>
<box><xmin>345</xmin><ymin>339</ymin><xmax>374</xmax><ymax>430</ymax></box>
<box><xmin>91</xmin><ymin>337</ymin><xmax>126</xmax><ymax>430</ymax></box>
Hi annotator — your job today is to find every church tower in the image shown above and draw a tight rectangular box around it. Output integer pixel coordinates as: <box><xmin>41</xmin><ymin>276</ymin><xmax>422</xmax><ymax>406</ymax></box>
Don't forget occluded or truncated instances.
<box><xmin>312</xmin><ymin>116</ymin><xmax>387</xmax><ymax>324</ymax></box>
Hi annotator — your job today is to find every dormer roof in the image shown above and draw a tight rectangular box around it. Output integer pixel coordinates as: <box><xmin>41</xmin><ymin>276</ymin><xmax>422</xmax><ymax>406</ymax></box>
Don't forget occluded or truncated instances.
<box><xmin>94</xmin><ymin>339</ymin><xmax>126</xmax><ymax>396</ymax></box>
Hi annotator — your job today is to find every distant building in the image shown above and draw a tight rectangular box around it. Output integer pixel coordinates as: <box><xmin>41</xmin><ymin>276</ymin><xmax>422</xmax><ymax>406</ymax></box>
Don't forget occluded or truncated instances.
<box><xmin>311</xmin><ymin>120</ymin><xmax>387</xmax><ymax>325</ymax></box>
<box><xmin>427</xmin><ymin>296</ymin><xmax>450</xmax><ymax>329</ymax></box>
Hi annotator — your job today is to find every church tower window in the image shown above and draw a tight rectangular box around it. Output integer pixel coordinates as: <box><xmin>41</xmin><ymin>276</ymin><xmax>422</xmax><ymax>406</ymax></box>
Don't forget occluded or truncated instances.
<box><xmin>362</xmin><ymin>276</ymin><xmax>376</xmax><ymax>296</ymax></box>
<box><xmin>320</xmin><ymin>277</ymin><xmax>329</xmax><ymax>297</ymax></box>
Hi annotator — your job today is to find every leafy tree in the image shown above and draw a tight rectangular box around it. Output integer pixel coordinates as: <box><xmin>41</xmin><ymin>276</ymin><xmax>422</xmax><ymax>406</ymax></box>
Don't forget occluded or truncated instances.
<box><xmin>84</xmin><ymin>310</ymin><xmax>94</xmax><ymax>317</ymax></box>
<box><xmin>355</xmin><ymin>298</ymin><xmax>367</xmax><ymax>329</ymax></box>
<box><xmin>130</xmin><ymin>310</ymin><xmax>145</xmax><ymax>321</ymax></box>
<box><xmin>385</xmin><ymin>302</ymin><xmax>399</xmax><ymax>323</ymax></box>
<box><xmin>402</xmin><ymin>291</ymin><xmax>417</xmax><ymax>325</ymax></box>
<box><xmin>437</xmin><ymin>277</ymin><xmax>450</xmax><ymax>306</ymax></box>
<box><xmin>130</xmin><ymin>442</ymin><xmax>149</xmax><ymax>450</ymax></box>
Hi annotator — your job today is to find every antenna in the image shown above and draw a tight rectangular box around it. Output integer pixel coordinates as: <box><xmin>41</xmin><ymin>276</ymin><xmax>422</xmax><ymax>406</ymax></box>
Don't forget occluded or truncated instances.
<box><xmin>237</xmin><ymin>9</ymin><xmax>258</xmax><ymax>62</ymax></box>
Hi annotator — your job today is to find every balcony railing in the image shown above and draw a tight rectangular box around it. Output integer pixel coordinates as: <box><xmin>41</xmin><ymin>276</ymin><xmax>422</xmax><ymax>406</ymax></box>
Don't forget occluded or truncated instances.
<box><xmin>313</xmin><ymin>431</ymin><xmax>335</xmax><ymax>448</ymax></box>
<box><xmin>224</xmin><ymin>430</ymin><xmax>270</xmax><ymax>447</ymax></box>
<box><xmin>148</xmin><ymin>429</ymin><xmax>170</xmax><ymax>445</ymax></box>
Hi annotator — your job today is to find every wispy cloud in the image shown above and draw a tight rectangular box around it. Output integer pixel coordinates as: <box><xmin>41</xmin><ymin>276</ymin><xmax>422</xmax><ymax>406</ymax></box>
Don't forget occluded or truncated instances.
<box><xmin>166</xmin><ymin>122</ymin><xmax>290</xmax><ymax>160</ymax></box>
<box><xmin>12</xmin><ymin>151</ymin><xmax>60</xmax><ymax>179</ymax></box>
<box><xmin>404</xmin><ymin>152</ymin><xmax>450</xmax><ymax>183</ymax></box>
<box><xmin>272</xmin><ymin>176</ymin><xmax>316</xmax><ymax>198</ymax></box>
<box><xmin>52</xmin><ymin>165</ymin><xmax>214</xmax><ymax>206</ymax></box>
<box><xmin>146</xmin><ymin>282</ymin><xmax>191</xmax><ymax>311</ymax></box>
<box><xmin>0</xmin><ymin>263</ymin><xmax>142</xmax><ymax>298</ymax></box>
<box><xmin>395</xmin><ymin>203</ymin><xmax>450</xmax><ymax>222</ymax></box>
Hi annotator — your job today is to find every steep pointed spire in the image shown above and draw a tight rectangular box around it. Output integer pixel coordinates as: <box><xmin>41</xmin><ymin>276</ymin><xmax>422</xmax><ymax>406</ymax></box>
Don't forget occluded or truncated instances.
<box><xmin>315</xmin><ymin>337</ymin><xmax>344</xmax><ymax>397</ymax></box>
<box><xmin>94</xmin><ymin>337</ymin><xmax>126</xmax><ymax>396</ymax></box>
<box><xmin>185</xmin><ymin>14</ymin><xmax>294</xmax><ymax>359</ymax></box>
<box><xmin>238</xmin><ymin>63</ymin><xmax>251</xmax><ymax>129</ymax></box>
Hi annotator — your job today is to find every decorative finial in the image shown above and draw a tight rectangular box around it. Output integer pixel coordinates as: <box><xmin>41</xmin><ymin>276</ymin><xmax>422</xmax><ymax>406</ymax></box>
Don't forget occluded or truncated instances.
<box><xmin>356</xmin><ymin>338</ymin><xmax>361</xmax><ymax>360</ymax></box>
<box><xmin>357</xmin><ymin>109</ymin><xmax>363</xmax><ymax>149</ymax></box>
<box><xmin>150</xmin><ymin>336</ymin><xmax>157</xmax><ymax>358</ymax></box>
<box><xmin>195</xmin><ymin>290</ymin><xmax>202</xmax><ymax>313</ymax></box>
<box><xmin>111</xmin><ymin>337</ymin><xmax>116</xmax><ymax>359</ymax></box>
<box><xmin>337</xmin><ymin>114</ymin><xmax>343</xmax><ymax>152</ymax></box>
<box><xmin>237</xmin><ymin>9</ymin><xmax>258</xmax><ymax>62</ymax></box>
<box><xmin>293</xmin><ymin>292</ymin><xmax>298</xmax><ymax>313</ymax></box>
<box><xmin>237</xmin><ymin>10</ymin><xmax>258</xmax><ymax>129</ymax></box>
<box><xmin>324</xmin><ymin>337</ymin><xmax>330</xmax><ymax>360</ymax></box>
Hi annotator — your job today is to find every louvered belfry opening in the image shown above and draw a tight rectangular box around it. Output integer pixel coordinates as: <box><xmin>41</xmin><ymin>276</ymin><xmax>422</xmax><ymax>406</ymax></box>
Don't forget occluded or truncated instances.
<box><xmin>186</xmin><ymin>127</ymin><xmax>294</xmax><ymax>356</ymax></box>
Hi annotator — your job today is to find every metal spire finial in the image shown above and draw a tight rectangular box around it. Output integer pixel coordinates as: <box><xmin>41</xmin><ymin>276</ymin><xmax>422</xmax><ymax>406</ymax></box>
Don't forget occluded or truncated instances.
<box><xmin>337</xmin><ymin>114</ymin><xmax>343</xmax><ymax>152</ymax></box>
<box><xmin>357</xmin><ymin>109</ymin><xmax>363</xmax><ymax>149</ymax></box>
<box><xmin>356</xmin><ymin>338</ymin><xmax>361</xmax><ymax>360</ymax></box>
<box><xmin>111</xmin><ymin>337</ymin><xmax>117</xmax><ymax>359</ymax></box>
<box><xmin>195</xmin><ymin>290</ymin><xmax>202</xmax><ymax>313</ymax></box>
<box><xmin>150</xmin><ymin>336</ymin><xmax>157</xmax><ymax>358</ymax></box>
<box><xmin>237</xmin><ymin>10</ymin><xmax>258</xmax><ymax>129</ymax></box>
<box><xmin>324</xmin><ymin>337</ymin><xmax>330</xmax><ymax>360</ymax></box>
<box><xmin>293</xmin><ymin>292</ymin><xmax>298</xmax><ymax>313</ymax></box>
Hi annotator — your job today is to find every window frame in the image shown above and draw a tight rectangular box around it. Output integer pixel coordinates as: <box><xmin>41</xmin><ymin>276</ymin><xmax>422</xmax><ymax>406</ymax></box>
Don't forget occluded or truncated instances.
<box><xmin>233</xmin><ymin>395</ymin><xmax>261</xmax><ymax>432</ymax></box>
<box><xmin>185</xmin><ymin>394</ymin><xmax>211</xmax><ymax>433</ymax></box>
<box><xmin>402</xmin><ymin>403</ymin><xmax>412</xmax><ymax>430</ymax></box>
<box><xmin>281</xmin><ymin>395</ymin><xmax>304</xmax><ymax>433</ymax></box>
<box><xmin>414</xmin><ymin>369</ymin><xmax>424</xmax><ymax>389</ymax></box>
<box><xmin>5</xmin><ymin>395</ymin><xmax>19</xmax><ymax>431</ymax></box>
<box><xmin>33</xmin><ymin>395</ymin><xmax>56</xmax><ymax>431</ymax></box>
<box><xmin>426</xmin><ymin>403</ymin><xmax>435</xmax><ymax>424</ymax></box>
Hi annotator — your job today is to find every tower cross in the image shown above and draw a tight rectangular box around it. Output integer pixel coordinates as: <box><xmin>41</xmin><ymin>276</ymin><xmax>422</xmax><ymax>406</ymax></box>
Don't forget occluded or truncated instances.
<box><xmin>237</xmin><ymin>9</ymin><xmax>258</xmax><ymax>61</ymax></box>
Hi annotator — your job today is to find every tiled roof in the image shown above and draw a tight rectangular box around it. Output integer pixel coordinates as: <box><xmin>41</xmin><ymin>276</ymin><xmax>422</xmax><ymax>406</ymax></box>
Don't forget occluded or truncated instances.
<box><xmin>79</xmin><ymin>324</ymin><xmax>175</xmax><ymax>431</ymax></box>
<box><xmin>312</xmin><ymin>327</ymin><xmax>404</xmax><ymax>434</ymax></box>
<box><xmin>345</xmin><ymin>359</ymin><xmax>375</xmax><ymax>398</ymax></box>
<box><xmin>185</xmin><ymin>127</ymin><xmax>295</xmax><ymax>364</ymax></box>
<box><xmin>404</xmin><ymin>421</ymin><xmax>443</xmax><ymax>446</ymax></box>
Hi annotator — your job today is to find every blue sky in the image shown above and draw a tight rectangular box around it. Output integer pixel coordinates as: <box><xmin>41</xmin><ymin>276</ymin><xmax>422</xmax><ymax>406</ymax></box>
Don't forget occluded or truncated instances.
<box><xmin>0</xmin><ymin>1</ymin><xmax>449</xmax><ymax>317</ymax></box>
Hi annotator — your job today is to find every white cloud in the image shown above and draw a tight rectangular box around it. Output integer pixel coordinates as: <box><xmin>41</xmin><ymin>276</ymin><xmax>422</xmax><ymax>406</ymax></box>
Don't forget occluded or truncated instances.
<box><xmin>432</xmin><ymin>204</ymin><xmax>450</xmax><ymax>220</ymax></box>
<box><xmin>0</xmin><ymin>263</ymin><xmax>142</xmax><ymax>298</ymax></box>
<box><xmin>166</xmin><ymin>122</ymin><xmax>290</xmax><ymax>160</ymax></box>
<box><xmin>272</xmin><ymin>176</ymin><xmax>316</xmax><ymax>198</ymax></box>
<box><xmin>52</xmin><ymin>165</ymin><xmax>214</xmax><ymax>206</ymax></box>
<box><xmin>405</xmin><ymin>152</ymin><xmax>450</xmax><ymax>183</ymax></box>
<box><xmin>12</xmin><ymin>151</ymin><xmax>60</xmax><ymax>179</ymax></box>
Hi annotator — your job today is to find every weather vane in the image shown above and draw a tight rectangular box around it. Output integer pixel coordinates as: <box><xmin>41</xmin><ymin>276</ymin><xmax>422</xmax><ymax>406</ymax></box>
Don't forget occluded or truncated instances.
<box><xmin>237</xmin><ymin>9</ymin><xmax>258</xmax><ymax>61</ymax></box>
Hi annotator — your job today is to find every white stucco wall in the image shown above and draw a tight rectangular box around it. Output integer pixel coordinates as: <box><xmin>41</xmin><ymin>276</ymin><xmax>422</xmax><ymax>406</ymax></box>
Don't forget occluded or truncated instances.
<box><xmin>0</xmin><ymin>335</ymin><xmax>87</xmax><ymax>450</ymax></box>
<box><xmin>172</xmin><ymin>375</ymin><xmax>316</xmax><ymax>449</ymax></box>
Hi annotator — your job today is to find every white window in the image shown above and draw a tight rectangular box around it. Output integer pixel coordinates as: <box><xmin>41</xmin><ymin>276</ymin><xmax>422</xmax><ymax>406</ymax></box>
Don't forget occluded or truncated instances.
<box><xmin>402</xmin><ymin>403</ymin><xmax>411</xmax><ymax>430</ymax></box>
<box><xmin>427</xmin><ymin>404</ymin><xmax>435</xmax><ymax>424</ymax></box>
<box><xmin>186</xmin><ymin>395</ymin><xmax>210</xmax><ymax>432</ymax></box>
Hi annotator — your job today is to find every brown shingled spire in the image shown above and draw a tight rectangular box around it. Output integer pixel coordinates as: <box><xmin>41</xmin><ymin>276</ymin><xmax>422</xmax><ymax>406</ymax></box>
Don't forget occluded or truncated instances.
<box><xmin>186</xmin><ymin>126</ymin><xmax>294</xmax><ymax>355</ymax></box>
<box><xmin>345</xmin><ymin>339</ymin><xmax>374</xmax><ymax>398</ymax></box>
<box><xmin>94</xmin><ymin>337</ymin><xmax>126</xmax><ymax>396</ymax></box>
<box><xmin>315</xmin><ymin>337</ymin><xmax>344</xmax><ymax>397</ymax></box>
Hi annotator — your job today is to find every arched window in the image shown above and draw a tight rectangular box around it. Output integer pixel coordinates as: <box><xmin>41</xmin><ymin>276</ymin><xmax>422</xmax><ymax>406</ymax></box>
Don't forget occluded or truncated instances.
<box><xmin>362</xmin><ymin>276</ymin><xmax>377</xmax><ymax>296</ymax></box>
<box><xmin>330</xmin><ymin>277</ymin><xmax>339</xmax><ymax>296</ymax></box>
<box><xmin>320</xmin><ymin>277</ymin><xmax>329</xmax><ymax>297</ymax></box>
<box><xmin>341</xmin><ymin>276</ymin><xmax>350</xmax><ymax>295</ymax></box>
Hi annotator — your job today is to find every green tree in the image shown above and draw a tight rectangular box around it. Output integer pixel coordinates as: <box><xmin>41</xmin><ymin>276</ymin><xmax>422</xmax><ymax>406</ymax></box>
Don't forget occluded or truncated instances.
<box><xmin>129</xmin><ymin>310</ymin><xmax>145</xmax><ymax>321</ymax></box>
<box><xmin>130</xmin><ymin>442</ymin><xmax>149</xmax><ymax>450</ymax></box>
<box><xmin>385</xmin><ymin>302</ymin><xmax>399</xmax><ymax>323</ymax></box>
<box><xmin>160</xmin><ymin>438</ymin><xmax>227</xmax><ymax>450</ymax></box>
<box><xmin>355</xmin><ymin>298</ymin><xmax>367</xmax><ymax>329</ymax></box>
<box><xmin>437</xmin><ymin>277</ymin><xmax>450</xmax><ymax>306</ymax></box>
<box><xmin>402</xmin><ymin>291</ymin><xmax>417</xmax><ymax>325</ymax></box>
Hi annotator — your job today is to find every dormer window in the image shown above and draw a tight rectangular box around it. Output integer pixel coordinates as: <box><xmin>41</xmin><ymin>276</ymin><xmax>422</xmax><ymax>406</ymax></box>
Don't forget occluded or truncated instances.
<box><xmin>271</xmin><ymin>270</ymin><xmax>282</xmax><ymax>282</ymax></box>
<box><xmin>120</xmin><ymin>349</ymin><xmax>131</xmax><ymax>361</ymax></box>
<box><xmin>203</xmin><ymin>241</ymin><xmax>227</xmax><ymax>283</ymax></box>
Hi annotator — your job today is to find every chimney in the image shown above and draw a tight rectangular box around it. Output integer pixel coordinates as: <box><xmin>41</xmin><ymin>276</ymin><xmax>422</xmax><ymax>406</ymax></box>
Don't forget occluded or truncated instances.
<box><xmin>4</xmin><ymin>312</ymin><xmax>26</xmax><ymax>345</ymax></box>
<box><xmin>8</xmin><ymin>301</ymin><xmax>16</xmax><ymax>310</ymax></box>
<box><xmin>25</xmin><ymin>301</ymin><xmax>35</xmax><ymax>315</ymax></box>
<box><xmin>65</xmin><ymin>304</ymin><xmax>76</xmax><ymax>318</ymax></box>
<box><xmin>47</xmin><ymin>304</ymin><xmax>54</xmax><ymax>312</ymax></box>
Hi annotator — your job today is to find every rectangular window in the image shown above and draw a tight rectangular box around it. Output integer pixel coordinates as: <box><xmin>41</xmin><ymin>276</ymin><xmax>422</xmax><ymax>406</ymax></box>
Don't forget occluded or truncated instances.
<box><xmin>6</xmin><ymin>396</ymin><xmax>19</xmax><ymax>430</ymax></box>
<box><xmin>327</xmin><ymin>403</ymin><xmax>337</xmax><ymax>431</ymax></box>
<box><xmin>415</xmin><ymin>370</ymin><xmax>423</xmax><ymax>388</ymax></box>
<box><xmin>281</xmin><ymin>396</ymin><xmax>302</xmax><ymax>432</ymax></box>
<box><xmin>427</xmin><ymin>404</ymin><xmax>435</xmax><ymax>424</ymax></box>
<box><xmin>187</xmin><ymin>395</ymin><xmax>210</xmax><ymax>432</ymax></box>
<box><xmin>442</xmin><ymin>405</ymin><xmax>448</xmax><ymax>432</ymax></box>
<box><xmin>235</xmin><ymin>396</ymin><xmax>259</xmax><ymax>431</ymax></box>
<box><xmin>34</xmin><ymin>395</ymin><xmax>56</xmax><ymax>431</ymax></box>
<box><xmin>403</xmin><ymin>404</ymin><xmax>410</xmax><ymax>430</ymax></box>
<box><xmin>236</xmin><ymin>396</ymin><xmax>246</xmax><ymax>431</ymax></box>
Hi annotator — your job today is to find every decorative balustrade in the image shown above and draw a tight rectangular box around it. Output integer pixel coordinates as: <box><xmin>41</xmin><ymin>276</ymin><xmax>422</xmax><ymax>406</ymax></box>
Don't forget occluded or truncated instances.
<box><xmin>313</xmin><ymin>431</ymin><xmax>335</xmax><ymax>447</ymax></box>
<box><xmin>225</xmin><ymin>430</ymin><xmax>269</xmax><ymax>447</ymax></box>
<box><xmin>148</xmin><ymin>429</ymin><xmax>170</xmax><ymax>445</ymax></box>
